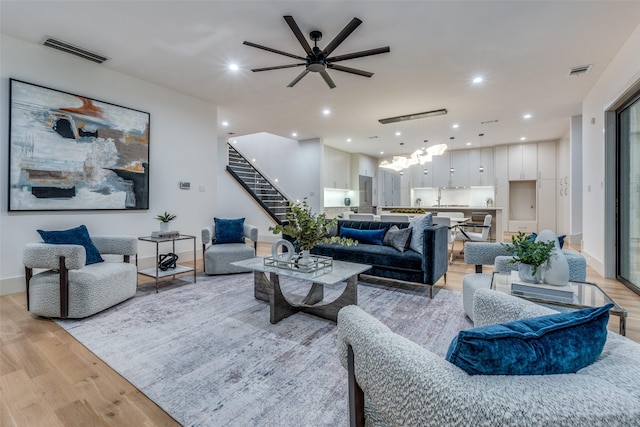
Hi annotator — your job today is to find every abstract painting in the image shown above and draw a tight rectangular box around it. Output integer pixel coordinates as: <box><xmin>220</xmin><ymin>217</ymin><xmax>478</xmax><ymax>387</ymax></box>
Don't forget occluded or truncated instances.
<box><xmin>8</xmin><ymin>79</ymin><xmax>150</xmax><ymax>211</ymax></box>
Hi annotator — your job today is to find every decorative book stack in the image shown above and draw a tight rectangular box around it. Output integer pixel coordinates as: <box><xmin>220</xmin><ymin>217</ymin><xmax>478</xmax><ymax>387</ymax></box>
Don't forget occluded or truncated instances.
<box><xmin>151</xmin><ymin>230</ymin><xmax>180</xmax><ymax>238</ymax></box>
<box><xmin>511</xmin><ymin>281</ymin><xmax>575</xmax><ymax>304</ymax></box>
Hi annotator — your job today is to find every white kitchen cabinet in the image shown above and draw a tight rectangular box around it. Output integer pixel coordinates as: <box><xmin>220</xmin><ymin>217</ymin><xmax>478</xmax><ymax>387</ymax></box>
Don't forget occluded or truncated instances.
<box><xmin>450</xmin><ymin>150</ymin><xmax>469</xmax><ymax>187</ymax></box>
<box><xmin>431</xmin><ymin>152</ymin><xmax>451</xmax><ymax>188</ymax></box>
<box><xmin>537</xmin><ymin>179</ymin><xmax>557</xmax><ymax>231</ymax></box>
<box><xmin>410</xmin><ymin>163</ymin><xmax>433</xmax><ymax>188</ymax></box>
<box><xmin>324</xmin><ymin>146</ymin><xmax>351</xmax><ymax>189</ymax></box>
<box><xmin>537</xmin><ymin>141</ymin><xmax>557</xmax><ymax>180</ymax></box>
<box><xmin>469</xmin><ymin>147</ymin><xmax>494</xmax><ymax>186</ymax></box>
<box><xmin>509</xmin><ymin>144</ymin><xmax>538</xmax><ymax>181</ymax></box>
<box><xmin>494</xmin><ymin>145</ymin><xmax>509</xmax><ymax>186</ymax></box>
<box><xmin>494</xmin><ymin>184</ymin><xmax>509</xmax><ymax>231</ymax></box>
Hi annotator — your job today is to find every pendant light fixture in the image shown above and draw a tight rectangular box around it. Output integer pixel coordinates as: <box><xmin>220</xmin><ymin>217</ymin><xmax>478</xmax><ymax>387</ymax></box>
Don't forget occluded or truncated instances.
<box><xmin>478</xmin><ymin>133</ymin><xmax>485</xmax><ymax>173</ymax></box>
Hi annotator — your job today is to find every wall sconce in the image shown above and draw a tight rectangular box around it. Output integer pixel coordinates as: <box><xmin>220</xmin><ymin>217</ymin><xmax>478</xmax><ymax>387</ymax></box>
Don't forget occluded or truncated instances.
<box><xmin>423</xmin><ymin>169</ymin><xmax>428</xmax><ymax>175</ymax></box>
<box><xmin>478</xmin><ymin>166</ymin><xmax>484</xmax><ymax>173</ymax></box>
<box><xmin>450</xmin><ymin>167</ymin><xmax>455</xmax><ymax>173</ymax></box>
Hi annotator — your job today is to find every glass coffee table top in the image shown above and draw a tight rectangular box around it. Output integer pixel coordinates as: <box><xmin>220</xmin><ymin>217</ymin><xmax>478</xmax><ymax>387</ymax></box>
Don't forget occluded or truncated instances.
<box><xmin>491</xmin><ymin>271</ymin><xmax>627</xmax><ymax>335</ymax></box>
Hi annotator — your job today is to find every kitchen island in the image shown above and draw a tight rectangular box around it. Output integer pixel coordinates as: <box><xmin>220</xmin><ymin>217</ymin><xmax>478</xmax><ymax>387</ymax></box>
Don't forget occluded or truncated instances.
<box><xmin>378</xmin><ymin>206</ymin><xmax>504</xmax><ymax>242</ymax></box>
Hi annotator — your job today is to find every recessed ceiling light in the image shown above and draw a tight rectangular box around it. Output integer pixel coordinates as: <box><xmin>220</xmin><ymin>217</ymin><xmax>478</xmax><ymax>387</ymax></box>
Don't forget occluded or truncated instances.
<box><xmin>466</xmin><ymin>142</ymin><xmax>472</xmax><ymax>146</ymax></box>
<box><xmin>221</xmin><ymin>121</ymin><xmax>229</xmax><ymax>127</ymax></box>
<box><xmin>346</xmin><ymin>138</ymin><xmax>352</xmax><ymax>142</ymax></box>
<box><xmin>523</xmin><ymin>113</ymin><xmax>532</xmax><ymax>119</ymax></box>
<box><xmin>252</xmin><ymin>158</ymin><xmax>256</xmax><ymax>162</ymax></box>
<box><xmin>380</xmin><ymin>151</ymin><xmax>384</xmax><ymax>155</ymax></box>
<box><xmin>520</xmin><ymin>137</ymin><xmax>527</xmax><ymax>141</ymax></box>
<box><xmin>291</xmin><ymin>132</ymin><xmax>297</xmax><ymax>137</ymax></box>
<box><xmin>452</xmin><ymin>124</ymin><xmax>459</xmax><ymax>129</ymax></box>
<box><xmin>274</xmin><ymin>178</ymin><xmax>278</xmax><ymax>182</ymax></box>
<box><xmin>472</xmin><ymin>76</ymin><xmax>483</xmax><ymax>84</ymax></box>
<box><xmin>395</xmin><ymin>131</ymin><xmax>401</xmax><ymax>136</ymax></box>
<box><xmin>322</xmin><ymin>109</ymin><xmax>331</xmax><ymax>116</ymax></box>
<box><xmin>228</xmin><ymin>64</ymin><xmax>239</xmax><ymax>71</ymax></box>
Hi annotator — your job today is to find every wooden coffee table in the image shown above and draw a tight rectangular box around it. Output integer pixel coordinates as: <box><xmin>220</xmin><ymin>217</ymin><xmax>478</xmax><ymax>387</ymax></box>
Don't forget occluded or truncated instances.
<box><xmin>232</xmin><ymin>257</ymin><xmax>370</xmax><ymax>324</ymax></box>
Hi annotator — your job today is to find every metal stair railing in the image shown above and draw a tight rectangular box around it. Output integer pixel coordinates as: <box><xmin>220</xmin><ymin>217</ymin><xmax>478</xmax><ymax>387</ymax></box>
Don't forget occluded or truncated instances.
<box><xmin>226</xmin><ymin>143</ymin><xmax>290</xmax><ymax>224</ymax></box>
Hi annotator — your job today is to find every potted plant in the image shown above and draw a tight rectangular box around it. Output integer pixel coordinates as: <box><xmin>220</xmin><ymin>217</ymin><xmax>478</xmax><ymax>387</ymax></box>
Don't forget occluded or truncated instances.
<box><xmin>501</xmin><ymin>231</ymin><xmax>556</xmax><ymax>283</ymax></box>
<box><xmin>269</xmin><ymin>199</ymin><xmax>356</xmax><ymax>265</ymax></box>
<box><xmin>155</xmin><ymin>211</ymin><xmax>177</xmax><ymax>232</ymax></box>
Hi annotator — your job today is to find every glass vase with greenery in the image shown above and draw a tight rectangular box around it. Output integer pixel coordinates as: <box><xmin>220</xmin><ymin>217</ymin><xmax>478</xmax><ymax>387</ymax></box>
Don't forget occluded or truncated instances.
<box><xmin>501</xmin><ymin>231</ymin><xmax>556</xmax><ymax>276</ymax></box>
<box><xmin>269</xmin><ymin>199</ymin><xmax>356</xmax><ymax>252</ymax></box>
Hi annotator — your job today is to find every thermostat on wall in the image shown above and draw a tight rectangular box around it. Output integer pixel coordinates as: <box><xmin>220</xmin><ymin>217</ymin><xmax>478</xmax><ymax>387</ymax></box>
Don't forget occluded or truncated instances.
<box><xmin>179</xmin><ymin>182</ymin><xmax>191</xmax><ymax>190</ymax></box>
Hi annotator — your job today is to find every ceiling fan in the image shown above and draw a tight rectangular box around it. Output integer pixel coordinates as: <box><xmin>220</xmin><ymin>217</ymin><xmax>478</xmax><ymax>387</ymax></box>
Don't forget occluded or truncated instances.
<box><xmin>243</xmin><ymin>16</ymin><xmax>390</xmax><ymax>89</ymax></box>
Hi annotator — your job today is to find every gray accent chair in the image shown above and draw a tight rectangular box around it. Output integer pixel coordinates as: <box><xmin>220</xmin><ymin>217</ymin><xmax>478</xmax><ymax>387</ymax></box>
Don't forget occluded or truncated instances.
<box><xmin>201</xmin><ymin>223</ymin><xmax>258</xmax><ymax>274</ymax></box>
<box><xmin>23</xmin><ymin>235</ymin><xmax>138</xmax><ymax>318</ymax></box>
<box><xmin>462</xmin><ymin>241</ymin><xmax>587</xmax><ymax>321</ymax></box>
<box><xmin>337</xmin><ymin>289</ymin><xmax>640</xmax><ymax>427</ymax></box>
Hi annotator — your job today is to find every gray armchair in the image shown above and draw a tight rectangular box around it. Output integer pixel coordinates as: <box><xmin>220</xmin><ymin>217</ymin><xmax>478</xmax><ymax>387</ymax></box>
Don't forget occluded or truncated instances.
<box><xmin>337</xmin><ymin>290</ymin><xmax>640</xmax><ymax>426</ymax></box>
<box><xmin>23</xmin><ymin>235</ymin><xmax>138</xmax><ymax>318</ymax></box>
<box><xmin>201</xmin><ymin>223</ymin><xmax>258</xmax><ymax>274</ymax></box>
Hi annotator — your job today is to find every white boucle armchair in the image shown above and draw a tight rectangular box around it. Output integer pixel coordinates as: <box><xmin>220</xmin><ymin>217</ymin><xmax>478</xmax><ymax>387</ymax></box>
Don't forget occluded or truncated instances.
<box><xmin>337</xmin><ymin>289</ymin><xmax>640</xmax><ymax>427</ymax></box>
<box><xmin>23</xmin><ymin>235</ymin><xmax>138</xmax><ymax>318</ymax></box>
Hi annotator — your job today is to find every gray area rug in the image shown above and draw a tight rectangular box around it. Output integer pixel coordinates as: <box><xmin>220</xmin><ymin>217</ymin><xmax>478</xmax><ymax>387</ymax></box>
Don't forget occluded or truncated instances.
<box><xmin>57</xmin><ymin>273</ymin><xmax>472</xmax><ymax>426</ymax></box>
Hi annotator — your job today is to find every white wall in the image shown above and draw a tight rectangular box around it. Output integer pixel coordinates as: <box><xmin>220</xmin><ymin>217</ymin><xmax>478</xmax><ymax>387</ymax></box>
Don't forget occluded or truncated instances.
<box><xmin>569</xmin><ymin>115</ymin><xmax>583</xmax><ymax>244</ymax></box>
<box><xmin>582</xmin><ymin>22</ymin><xmax>640</xmax><ymax>276</ymax></box>
<box><xmin>0</xmin><ymin>35</ymin><xmax>218</xmax><ymax>294</ymax></box>
<box><xmin>217</xmin><ymin>133</ymin><xmax>322</xmax><ymax>242</ymax></box>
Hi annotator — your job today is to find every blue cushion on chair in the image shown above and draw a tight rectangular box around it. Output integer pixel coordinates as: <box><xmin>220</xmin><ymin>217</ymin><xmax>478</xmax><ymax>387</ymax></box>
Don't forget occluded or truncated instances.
<box><xmin>445</xmin><ymin>303</ymin><xmax>612</xmax><ymax>375</ymax></box>
<box><xmin>340</xmin><ymin>227</ymin><xmax>386</xmax><ymax>245</ymax></box>
<box><xmin>37</xmin><ymin>225</ymin><xmax>104</xmax><ymax>265</ymax></box>
<box><xmin>214</xmin><ymin>217</ymin><xmax>245</xmax><ymax>244</ymax></box>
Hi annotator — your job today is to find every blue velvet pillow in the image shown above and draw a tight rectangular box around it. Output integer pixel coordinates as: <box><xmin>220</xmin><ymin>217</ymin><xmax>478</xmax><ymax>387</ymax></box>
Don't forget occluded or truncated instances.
<box><xmin>529</xmin><ymin>232</ymin><xmax>566</xmax><ymax>248</ymax></box>
<box><xmin>339</xmin><ymin>227</ymin><xmax>386</xmax><ymax>245</ymax></box>
<box><xmin>214</xmin><ymin>217</ymin><xmax>245</xmax><ymax>244</ymax></box>
<box><xmin>37</xmin><ymin>225</ymin><xmax>104</xmax><ymax>265</ymax></box>
<box><xmin>445</xmin><ymin>303</ymin><xmax>612</xmax><ymax>375</ymax></box>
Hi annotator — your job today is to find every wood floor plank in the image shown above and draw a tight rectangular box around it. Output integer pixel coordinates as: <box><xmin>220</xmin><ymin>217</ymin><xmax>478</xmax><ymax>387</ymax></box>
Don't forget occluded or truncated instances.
<box><xmin>1</xmin><ymin>238</ymin><xmax>639</xmax><ymax>426</ymax></box>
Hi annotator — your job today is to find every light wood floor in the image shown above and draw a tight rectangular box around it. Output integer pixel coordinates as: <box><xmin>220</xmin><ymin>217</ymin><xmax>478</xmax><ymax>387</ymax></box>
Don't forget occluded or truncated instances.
<box><xmin>2</xmin><ymin>241</ymin><xmax>639</xmax><ymax>426</ymax></box>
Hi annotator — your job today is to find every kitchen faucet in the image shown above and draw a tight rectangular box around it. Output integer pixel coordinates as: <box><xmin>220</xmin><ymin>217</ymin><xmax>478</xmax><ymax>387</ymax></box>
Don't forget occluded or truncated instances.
<box><xmin>436</xmin><ymin>188</ymin><xmax>442</xmax><ymax>207</ymax></box>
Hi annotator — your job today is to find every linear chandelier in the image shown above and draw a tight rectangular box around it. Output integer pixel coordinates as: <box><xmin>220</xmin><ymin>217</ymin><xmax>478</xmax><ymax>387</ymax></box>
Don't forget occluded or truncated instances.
<box><xmin>379</xmin><ymin>144</ymin><xmax>448</xmax><ymax>171</ymax></box>
<box><xmin>378</xmin><ymin>108</ymin><xmax>448</xmax><ymax>124</ymax></box>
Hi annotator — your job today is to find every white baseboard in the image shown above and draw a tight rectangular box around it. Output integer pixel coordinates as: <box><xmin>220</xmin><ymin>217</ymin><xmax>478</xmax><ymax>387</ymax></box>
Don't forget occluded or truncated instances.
<box><xmin>0</xmin><ymin>276</ymin><xmax>26</xmax><ymax>296</ymax></box>
<box><xmin>581</xmin><ymin>248</ymin><xmax>605</xmax><ymax>277</ymax></box>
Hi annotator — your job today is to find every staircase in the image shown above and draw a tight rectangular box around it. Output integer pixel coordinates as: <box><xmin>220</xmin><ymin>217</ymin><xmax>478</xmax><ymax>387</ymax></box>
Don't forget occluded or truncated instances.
<box><xmin>226</xmin><ymin>144</ymin><xmax>290</xmax><ymax>224</ymax></box>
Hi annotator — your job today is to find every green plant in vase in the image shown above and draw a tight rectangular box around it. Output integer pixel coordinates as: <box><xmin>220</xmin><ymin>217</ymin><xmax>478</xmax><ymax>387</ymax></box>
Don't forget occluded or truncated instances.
<box><xmin>155</xmin><ymin>211</ymin><xmax>177</xmax><ymax>231</ymax></box>
<box><xmin>501</xmin><ymin>231</ymin><xmax>556</xmax><ymax>282</ymax></box>
<box><xmin>269</xmin><ymin>199</ymin><xmax>356</xmax><ymax>264</ymax></box>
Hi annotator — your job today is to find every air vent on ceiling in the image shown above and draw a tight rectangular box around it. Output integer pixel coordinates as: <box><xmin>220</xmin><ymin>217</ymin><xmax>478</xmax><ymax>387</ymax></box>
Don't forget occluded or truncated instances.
<box><xmin>43</xmin><ymin>37</ymin><xmax>108</xmax><ymax>64</ymax></box>
<box><xmin>569</xmin><ymin>64</ymin><xmax>592</xmax><ymax>76</ymax></box>
<box><xmin>481</xmin><ymin>119</ymin><xmax>500</xmax><ymax>125</ymax></box>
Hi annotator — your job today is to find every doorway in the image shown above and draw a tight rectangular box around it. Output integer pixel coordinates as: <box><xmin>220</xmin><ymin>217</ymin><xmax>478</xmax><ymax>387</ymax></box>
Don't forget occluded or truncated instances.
<box><xmin>617</xmin><ymin>89</ymin><xmax>640</xmax><ymax>294</ymax></box>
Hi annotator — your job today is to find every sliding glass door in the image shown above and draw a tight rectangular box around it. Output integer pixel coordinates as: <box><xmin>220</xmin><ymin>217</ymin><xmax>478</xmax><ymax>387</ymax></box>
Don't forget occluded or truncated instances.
<box><xmin>617</xmin><ymin>91</ymin><xmax>640</xmax><ymax>293</ymax></box>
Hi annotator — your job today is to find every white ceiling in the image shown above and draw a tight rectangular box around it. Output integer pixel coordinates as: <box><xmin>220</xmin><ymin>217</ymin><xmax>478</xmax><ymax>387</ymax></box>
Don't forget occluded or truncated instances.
<box><xmin>2</xmin><ymin>1</ymin><xmax>640</xmax><ymax>159</ymax></box>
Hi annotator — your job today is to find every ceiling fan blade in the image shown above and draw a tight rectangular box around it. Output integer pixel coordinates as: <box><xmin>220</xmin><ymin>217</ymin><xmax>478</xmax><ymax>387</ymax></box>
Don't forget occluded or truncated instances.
<box><xmin>243</xmin><ymin>41</ymin><xmax>306</xmax><ymax>61</ymax></box>
<box><xmin>283</xmin><ymin>16</ymin><xmax>313</xmax><ymax>55</ymax></box>
<box><xmin>320</xmin><ymin>70</ymin><xmax>337</xmax><ymax>89</ymax></box>
<box><xmin>327</xmin><ymin>63</ymin><xmax>373</xmax><ymax>78</ymax></box>
<box><xmin>287</xmin><ymin>69</ymin><xmax>310</xmax><ymax>87</ymax></box>
<box><xmin>327</xmin><ymin>46</ymin><xmax>390</xmax><ymax>62</ymax></box>
<box><xmin>322</xmin><ymin>17</ymin><xmax>362</xmax><ymax>56</ymax></box>
<box><xmin>251</xmin><ymin>63</ymin><xmax>306</xmax><ymax>72</ymax></box>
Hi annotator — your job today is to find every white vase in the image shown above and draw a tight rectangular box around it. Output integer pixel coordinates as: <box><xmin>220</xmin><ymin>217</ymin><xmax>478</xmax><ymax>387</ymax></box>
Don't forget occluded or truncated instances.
<box><xmin>518</xmin><ymin>263</ymin><xmax>542</xmax><ymax>283</ymax></box>
<box><xmin>536</xmin><ymin>230</ymin><xmax>570</xmax><ymax>286</ymax></box>
<box><xmin>297</xmin><ymin>250</ymin><xmax>312</xmax><ymax>266</ymax></box>
<box><xmin>160</xmin><ymin>222</ymin><xmax>170</xmax><ymax>232</ymax></box>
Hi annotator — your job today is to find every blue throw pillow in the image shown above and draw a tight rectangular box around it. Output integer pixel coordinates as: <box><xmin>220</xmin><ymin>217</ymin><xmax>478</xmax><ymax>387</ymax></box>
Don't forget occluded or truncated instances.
<box><xmin>37</xmin><ymin>224</ymin><xmax>104</xmax><ymax>265</ymax></box>
<box><xmin>214</xmin><ymin>217</ymin><xmax>245</xmax><ymax>244</ymax></box>
<box><xmin>529</xmin><ymin>232</ymin><xmax>566</xmax><ymax>248</ymax></box>
<box><xmin>339</xmin><ymin>227</ymin><xmax>386</xmax><ymax>245</ymax></box>
<box><xmin>445</xmin><ymin>303</ymin><xmax>612</xmax><ymax>375</ymax></box>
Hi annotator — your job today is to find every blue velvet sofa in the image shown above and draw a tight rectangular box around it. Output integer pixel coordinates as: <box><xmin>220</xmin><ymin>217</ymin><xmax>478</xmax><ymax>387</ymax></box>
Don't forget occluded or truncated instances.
<box><xmin>310</xmin><ymin>219</ymin><xmax>449</xmax><ymax>298</ymax></box>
